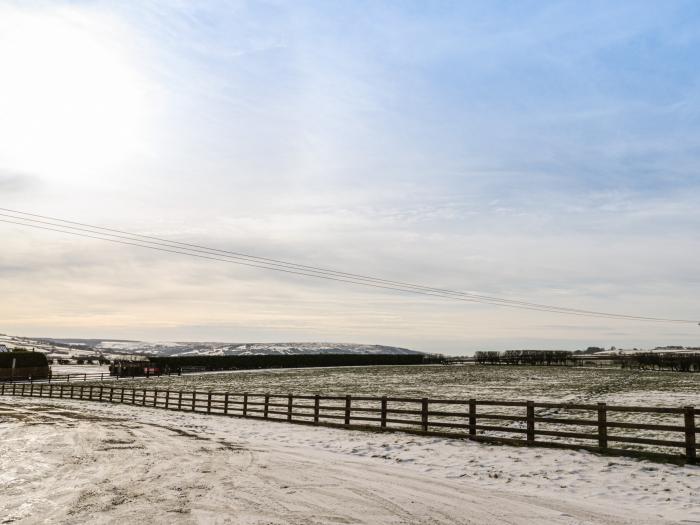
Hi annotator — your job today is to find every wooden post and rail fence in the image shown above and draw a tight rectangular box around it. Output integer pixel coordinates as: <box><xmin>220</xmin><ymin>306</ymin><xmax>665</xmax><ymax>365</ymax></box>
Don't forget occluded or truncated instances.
<box><xmin>0</xmin><ymin>382</ymin><xmax>696</xmax><ymax>464</ymax></box>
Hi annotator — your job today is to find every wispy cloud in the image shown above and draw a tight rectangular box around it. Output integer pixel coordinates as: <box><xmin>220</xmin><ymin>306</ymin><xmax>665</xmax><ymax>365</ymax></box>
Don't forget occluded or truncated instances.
<box><xmin>0</xmin><ymin>171</ymin><xmax>37</xmax><ymax>193</ymax></box>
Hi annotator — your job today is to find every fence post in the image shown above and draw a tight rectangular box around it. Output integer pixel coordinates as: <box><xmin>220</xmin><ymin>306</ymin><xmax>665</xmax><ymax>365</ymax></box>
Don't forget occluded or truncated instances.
<box><xmin>684</xmin><ymin>406</ymin><xmax>696</xmax><ymax>464</ymax></box>
<box><xmin>224</xmin><ymin>392</ymin><xmax>229</xmax><ymax>415</ymax></box>
<box><xmin>345</xmin><ymin>395</ymin><xmax>351</xmax><ymax>426</ymax></box>
<box><xmin>154</xmin><ymin>389</ymin><xmax>158</xmax><ymax>408</ymax></box>
<box><xmin>314</xmin><ymin>394</ymin><xmax>320</xmax><ymax>424</ymax></box>
<box><xmin>597</xmin><ymin>402</ymin><xmax>608</xmax><ymax>450</ymax></box>
<box><xmin>165</xmin><ymin>390</ymin><xmax>170</xmax><ymax>410</ymax></box>
<box><xmin>207</xmin><ymin>392</ymin><xmax>212</xmax><ymax>414</ymax></box>
<box><xmin>178</xmin><ymin>391</ymin><xmax>183</xmax><ymax>411</ymax></box>
<box><xmin>264</xmin><ymin>394</ymin><xmax>270</xmax><ymax>419</ymax></box>
<box><xmin>380</xmin><ymin>396</ymin><xmax>387</xmax><ymax>429</ymax></box>
<box><xmin>287</xmin><ymin>394</ymin><xmax>293</xmax><ymax>421</ymax></box>
<box><xmin>30</xmin><ymin>383</ymin><xmax>34</xmax><ymax>397</ymax></box>
<box><xmin>120</xmin><ymin>388</ymin><xmax>124</xmax><ymax>404</ymax></box>
<box><xmin>243</xmin><ymin>393</ymin><xmax>248</xmax><ymax>417</ymax></box>
<box><xmin>80</xmin><ymin>385</ymin><xmax>84</xmax><ymax>399</ymax></box>
<box><xmin>191</xmin><ymin>390</ymin><xmax>196</xmax><ymax>411</ymax></box>
<box><xmin>71</xmin><ymin>385</ymin><xmax>74</xmax><ymax>399</ymax></box>
<box><xmin>526</xmin><ymin>401</ymin><xmax>535</xmax><ymax>443</ymax></box>
<box><xmin>469</xmin><ymin>399</ymin><xmax>476</xmax><ymax>437</ymax></box>
<box><xmin>421</xmin><ymin>398</ymin><xmax>429</xmax><ymax>432</ymax></box>
<box><xmin>142</xmin><ymin>389</ymin><xmax>146</xmax><ymax>406</ymax></box>
<box><xmin>108</xmin><ymin>387</ymin><xmax>113</xmax><ymax>403</ymax></box>
<box><xmin>132</xmin><ymin>388</ymin><xmax>136</xmax><ymax>405</ymax></box>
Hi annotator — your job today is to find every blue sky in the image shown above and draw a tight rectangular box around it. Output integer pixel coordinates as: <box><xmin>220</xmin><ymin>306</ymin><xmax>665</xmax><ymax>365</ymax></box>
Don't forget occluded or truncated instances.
<box><xmin>0</xmin><ymin>1</ymin><xmax>699</xmax><ymax>352</ymax></box>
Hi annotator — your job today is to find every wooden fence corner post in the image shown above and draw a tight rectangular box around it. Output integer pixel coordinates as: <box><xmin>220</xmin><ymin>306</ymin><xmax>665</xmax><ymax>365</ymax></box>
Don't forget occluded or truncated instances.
<box><xmin>314</xmin><ymin>394</ymin><xmax>320</xmax><ymax>424</ymax></box>
<box><xmin>597</xmin><ymin>402</ymin><xmax>608</xmax><ymax>450</ymax></box>
<box><xmin>264</xmin><ymin>393</ymin><xmax>270</xmax><ymax>419</ymax></box>
<box><xmin>165</xmin><ymin>390</ymin><xmax>170</xmax><ymax>410</ymax></box>
<box><xmin>526</xmin><ymin>400</ymin><xmax>535</xmax><ymax>443</ymax></box>
<box><xmin>421</xmin><ymin>398</ymin><xmax>429</xmax><ymax>432</ymax></box>
<box><xmin>287</xmin><ymin>394</ymin><xmax>293</xmax><ymax>421</ymax></box>
<box><xmin>207</xmin><ymin>391</ymin><xmax>212</xmax><ymax>414</ymax></box>
<box><xmin>243</xmin><ymin>393</ymin><xmax>248</xmax><ymax>417</ymax></box>
<box><xmin>224</xmin><ymin>392</ymin><xmax>229</xmax><ymax>415</ymax></box>
<box><xmin>191</xmin><ymin>390</ymin><xmax>196</xmax><ymax>412</ymax></box>
<box><xmin>684</xmin><ymin>406</ymin><xmax>696</xmax><ymax>464</ymax></box>
<box><xmin>380</xmin><ymin>396</ymin><xmax>388</xmax><ymax>429</ymax></box>
<box><xmin>178</xmin><ymin>391</ymin><xmax>183</xmax><ymax>411</ymax></box>
<box><xmin>468</xmin><ymin>399</ymin><xmax>476</xmax><ymax>437</ymax></box>
<box><xmin>345</xmin><ymin>394</ymin><xmax>351</xmax><ymax>426</ymax></box>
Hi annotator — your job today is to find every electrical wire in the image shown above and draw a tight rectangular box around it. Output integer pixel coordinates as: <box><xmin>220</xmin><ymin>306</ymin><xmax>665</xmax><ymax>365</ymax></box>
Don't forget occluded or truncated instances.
<box><xmin>0</xmin><ymin>209</ymin><xmax>696</xmax><ymax>324</ymax></box>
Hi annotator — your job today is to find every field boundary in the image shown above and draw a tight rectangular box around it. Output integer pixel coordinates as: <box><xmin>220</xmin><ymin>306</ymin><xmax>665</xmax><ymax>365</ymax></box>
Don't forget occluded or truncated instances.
<box><xmin>1</xmin><ymin>383</ymin><xmax>696</xmax><ymax>464</ymax></box>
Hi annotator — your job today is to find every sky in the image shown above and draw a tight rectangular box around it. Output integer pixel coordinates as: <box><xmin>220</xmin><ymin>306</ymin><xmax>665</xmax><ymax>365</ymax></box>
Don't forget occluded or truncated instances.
<box><xmin>1</xmin><ymin>0</ymin><xmax>699</xmax><ymax>354</ymax></box>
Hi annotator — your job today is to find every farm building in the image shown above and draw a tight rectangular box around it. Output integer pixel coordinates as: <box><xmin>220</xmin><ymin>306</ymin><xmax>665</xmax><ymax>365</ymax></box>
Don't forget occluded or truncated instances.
<box><xmin>0</xmin><ymin>351</ymin><xmax>50</xmax><ymax>380</ymax></box>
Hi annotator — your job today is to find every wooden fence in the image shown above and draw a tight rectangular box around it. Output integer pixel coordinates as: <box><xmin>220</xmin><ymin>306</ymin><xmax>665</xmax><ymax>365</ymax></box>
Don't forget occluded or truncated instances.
<box><xmin>1</xmin><ymin>370</ymin><xmax>182</xmax><ymax>384</ymax></box>
<box><xmin>1</xmin><ymin>383</ymin><xmax>696</xmax><ymax>464</ymax></box>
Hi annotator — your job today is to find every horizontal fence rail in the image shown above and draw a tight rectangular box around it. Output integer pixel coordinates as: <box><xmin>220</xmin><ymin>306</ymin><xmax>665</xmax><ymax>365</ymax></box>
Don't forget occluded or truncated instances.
<box><xmin>0</xmin><ymin>383</ymin><xmax>696</xmax><ymax>464</ymax></box>
<box><xmin>0</xmin><ymin>369</ymin><xmax>200</xmax><ymax>384</ymax></box>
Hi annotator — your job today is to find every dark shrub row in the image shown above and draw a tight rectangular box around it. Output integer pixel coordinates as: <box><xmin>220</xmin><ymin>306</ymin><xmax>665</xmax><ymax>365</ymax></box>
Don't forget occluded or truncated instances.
<box><xmin>148</xmin><ymin>353</ymin><xmax>434</xmax><ymax>372</ymax></box>
<box><xmin>110</xmin><ymin>353</ymin><xmax>443</xmax><ymax>376</ymax></box>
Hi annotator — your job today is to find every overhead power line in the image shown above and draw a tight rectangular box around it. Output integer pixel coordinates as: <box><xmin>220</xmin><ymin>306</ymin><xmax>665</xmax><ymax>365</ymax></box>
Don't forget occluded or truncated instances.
<box><xmin>0</xmin><ymin>207</ymin><xmax>696</xmax><ymax>324</ymax></box>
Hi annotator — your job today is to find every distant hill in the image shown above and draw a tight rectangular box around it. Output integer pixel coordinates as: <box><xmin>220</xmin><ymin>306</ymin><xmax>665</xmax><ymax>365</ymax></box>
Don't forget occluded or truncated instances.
<box><xmin>93</xmin><ymin>340</ymin><xmax>422</xmax><ymax>357</ymax></box>
<box><xmin>0</xmin><ymin>334</ymin><xmax>421</xmax><ymax>358</ymax></box>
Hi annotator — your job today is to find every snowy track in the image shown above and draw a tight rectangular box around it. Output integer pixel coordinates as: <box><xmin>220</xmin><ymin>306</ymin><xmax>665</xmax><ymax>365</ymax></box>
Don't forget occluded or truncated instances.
<box><xmin>1</xmin><ymin>398</ymin><xmax>697</xmax><ymax>524</ymax></box>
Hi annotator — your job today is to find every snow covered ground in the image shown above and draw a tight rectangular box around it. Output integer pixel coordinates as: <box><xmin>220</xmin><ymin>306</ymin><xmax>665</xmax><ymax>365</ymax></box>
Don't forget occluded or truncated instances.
<box><xmin>51</xmin><ymin>364</ymin><xmax>109</xmax><ymax>376</ymax></box>
<box><xmin>1</xmin><ymin>396</ymin><xmax>697</xmax><ymax>524</ymax></box>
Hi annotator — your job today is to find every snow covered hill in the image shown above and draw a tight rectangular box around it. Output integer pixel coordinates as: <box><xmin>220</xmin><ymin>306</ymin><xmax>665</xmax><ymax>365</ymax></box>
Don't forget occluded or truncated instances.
<box><xmin>94</xmin><ymin>340</ymin><xmax>422</xmax><ymax>357</ymax></box>
<box><xmin>0</xmin><ymin>333</ymin><xmax>421</xmax><ymax>358</ymax></box>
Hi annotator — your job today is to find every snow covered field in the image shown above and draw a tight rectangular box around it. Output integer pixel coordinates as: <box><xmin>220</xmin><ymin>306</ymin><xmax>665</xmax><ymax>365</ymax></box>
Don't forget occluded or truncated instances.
<box><xmin>1</xmin><ymin>396</ymin><xmax>698</xmax><ymax>524</ymax></box>
<box><xmin>73</xmin><ymin>365</ymin><xmax>699</xmax><ymax>457</ymax></box>
<box><xmin>94</xmin><ymin>364</ymin><xmax>700</xmax><ymax>408</ymax></box>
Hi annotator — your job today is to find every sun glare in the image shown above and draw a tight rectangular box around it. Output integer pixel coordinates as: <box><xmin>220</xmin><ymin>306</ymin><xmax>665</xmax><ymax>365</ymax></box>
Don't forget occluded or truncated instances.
<box><xmin>0</xmin><ymin>7</ymin><xmax>151</xmax><ymax>181</ymax></box>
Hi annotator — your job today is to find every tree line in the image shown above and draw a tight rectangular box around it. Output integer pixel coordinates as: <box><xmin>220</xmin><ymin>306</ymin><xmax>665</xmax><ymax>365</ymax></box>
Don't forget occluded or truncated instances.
<box><xmin>616</xmin><ymin>352</ymin><xmax>700</xmax><ymax>372</ymax></box>
<box><xmin>474</xmin><ymin>350</ymin><xmax>573</xmax><ymax>366</ymax></box>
